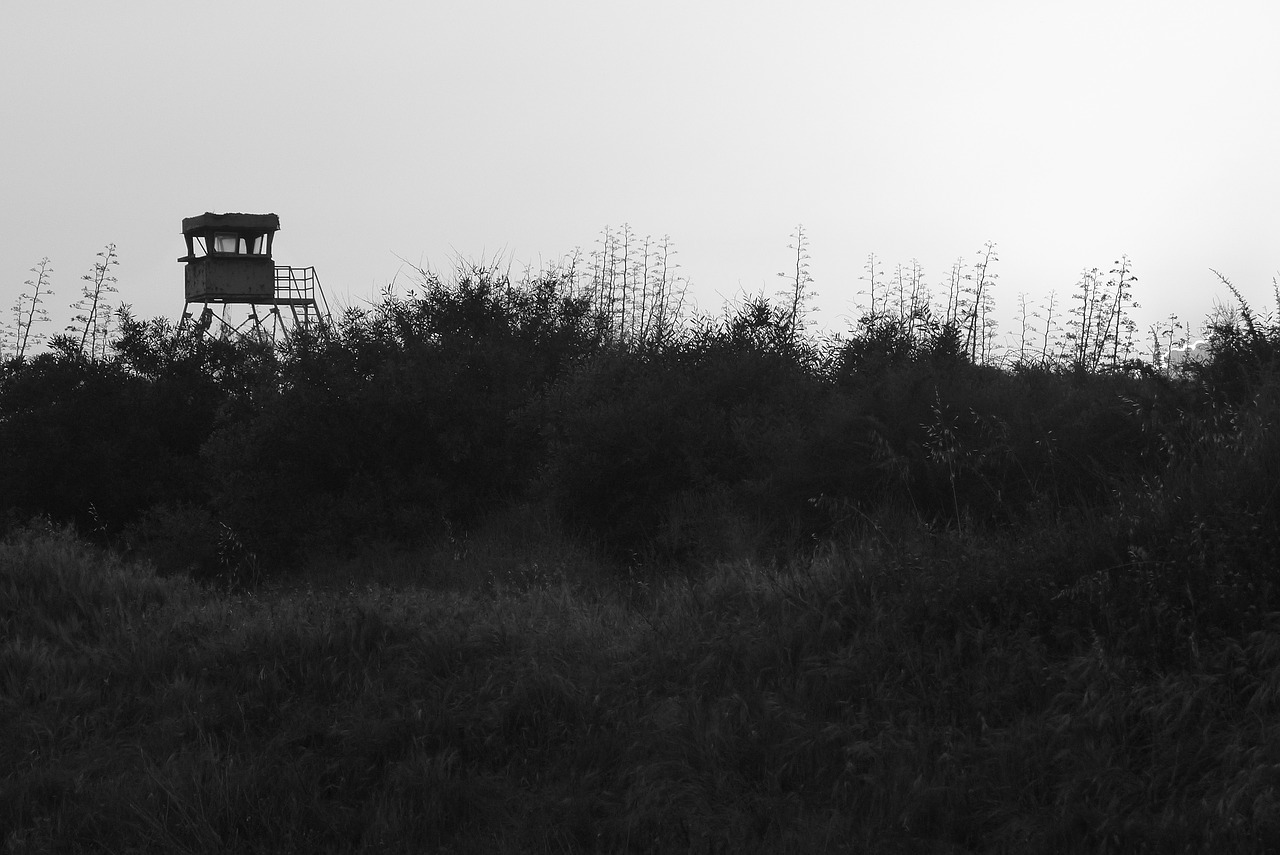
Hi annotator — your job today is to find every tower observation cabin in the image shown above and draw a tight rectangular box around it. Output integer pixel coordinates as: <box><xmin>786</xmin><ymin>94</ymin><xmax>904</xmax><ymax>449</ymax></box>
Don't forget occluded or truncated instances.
<box><xmin>180</xmin><ymin>212</ymin><xmax>331</xmax><ymax>342</ymax></box>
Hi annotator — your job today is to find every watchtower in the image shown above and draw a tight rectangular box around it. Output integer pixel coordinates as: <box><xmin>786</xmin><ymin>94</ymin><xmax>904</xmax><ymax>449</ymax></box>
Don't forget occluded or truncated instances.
<box><xmin>180</xmin><ymin>212</ymin><xmax>331</xmax><ymax>343</ymax></box>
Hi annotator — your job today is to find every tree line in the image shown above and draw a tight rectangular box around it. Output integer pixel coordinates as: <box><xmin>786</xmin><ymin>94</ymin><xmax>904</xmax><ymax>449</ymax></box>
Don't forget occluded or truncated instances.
<box><xmin>2</xmin><ymin>231</ymin><xmax>1276</xmax><ymax>607</ymax></box>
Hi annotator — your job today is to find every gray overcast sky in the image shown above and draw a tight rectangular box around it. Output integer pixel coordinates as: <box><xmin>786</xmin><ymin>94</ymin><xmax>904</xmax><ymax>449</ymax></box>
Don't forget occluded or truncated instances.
<box><xmin>3</xmin><ymin>0</ymin><xmax>1278</xmax><ymax>348</ymax></box>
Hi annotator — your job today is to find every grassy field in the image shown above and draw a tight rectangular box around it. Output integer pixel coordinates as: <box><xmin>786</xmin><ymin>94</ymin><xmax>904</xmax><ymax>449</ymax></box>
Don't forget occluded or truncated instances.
<box><xmin>5</xmin><ymin>509</ymin><xmax>1280</xmax><ymax>854</ymax></box>
<box><xmin>6</xmin><ymin>263</ymin><xmax>1280</xmax><ymax>851</ymax></box>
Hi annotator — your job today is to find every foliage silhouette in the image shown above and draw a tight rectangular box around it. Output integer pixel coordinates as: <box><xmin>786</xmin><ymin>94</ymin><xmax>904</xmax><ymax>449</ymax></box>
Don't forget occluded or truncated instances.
<box><xmin>10</xmin><ymin>244</ymin><xmax>1280</xmax><ymax>850</ymax></box>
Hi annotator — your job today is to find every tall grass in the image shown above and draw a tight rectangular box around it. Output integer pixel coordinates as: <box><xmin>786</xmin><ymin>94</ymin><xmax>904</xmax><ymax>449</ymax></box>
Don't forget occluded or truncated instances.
<box><xmin>6</xmin><ymin>510</ymin><xmax>1280</xmax><ymax>852</ymax></box>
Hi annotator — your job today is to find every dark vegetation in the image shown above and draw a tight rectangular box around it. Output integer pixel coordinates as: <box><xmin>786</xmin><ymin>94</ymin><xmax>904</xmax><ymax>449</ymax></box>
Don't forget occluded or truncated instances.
<box><xmin>4</xmin><ymin>240</ymin><xmax>1280</xmax><ymax>851</ymax></box>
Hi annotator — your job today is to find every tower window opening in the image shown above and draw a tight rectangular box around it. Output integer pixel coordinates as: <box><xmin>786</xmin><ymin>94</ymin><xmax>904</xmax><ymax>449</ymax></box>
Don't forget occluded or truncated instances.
<box><xmin>213</xmin><ymin>233</ymin><xmax>246</xmax><ymax>254</ymax></box>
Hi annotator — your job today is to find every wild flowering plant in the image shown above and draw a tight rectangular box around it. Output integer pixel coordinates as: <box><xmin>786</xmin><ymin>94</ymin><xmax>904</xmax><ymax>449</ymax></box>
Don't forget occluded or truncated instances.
<box><xmin>67</xmin><ymin>243</ymin><xmax>119</xmax><ymax>361</ymax></box>
<box><xmin>10</xmin><ymin>257</ymin><xmax>54</xmax><ymax>359</ymax></box>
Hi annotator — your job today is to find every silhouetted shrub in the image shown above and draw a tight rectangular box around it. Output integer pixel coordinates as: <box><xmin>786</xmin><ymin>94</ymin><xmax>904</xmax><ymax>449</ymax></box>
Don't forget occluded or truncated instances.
<box><xmin>1191</xmin><ymin>298</ymin><xmax>1280</xmax><ymax>406</ymax></box>
<box><xmin>534</xmin><ymin>299</ymin><xmax>829</xmax><ymax>561</ymax></box>
<box><xmin>0</xmin><ymin>352</ymin><xmax>209</xmax><ymax>535</ymax></box>
<box><xmin>832</xmin><ymin>311</ymin><xmax>966</xmax><ymax>380</ymax></box>
<box><xmin>201</xmin><ymin>266</ymin><xmax>601</xmax><ymax>566</ymax></box>
<box><xmin>1113</xmin><ymin>372</ymin><xmax>1280</xmax><ymax>654</ymax></box>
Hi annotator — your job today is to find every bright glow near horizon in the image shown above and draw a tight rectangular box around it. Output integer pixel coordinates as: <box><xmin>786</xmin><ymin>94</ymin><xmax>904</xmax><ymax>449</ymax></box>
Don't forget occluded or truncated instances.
<box><xmin>2</xmin><ymin>1</ymin><xmax>1277</xmax><ymax>350</ymax></box>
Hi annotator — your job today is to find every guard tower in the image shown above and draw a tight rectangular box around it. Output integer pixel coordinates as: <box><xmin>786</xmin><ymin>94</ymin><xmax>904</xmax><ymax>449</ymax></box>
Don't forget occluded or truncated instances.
<box><xmin>180</xmin><ymin>212</ymin><xmax>331</xmax><ymax>343</ymax></box>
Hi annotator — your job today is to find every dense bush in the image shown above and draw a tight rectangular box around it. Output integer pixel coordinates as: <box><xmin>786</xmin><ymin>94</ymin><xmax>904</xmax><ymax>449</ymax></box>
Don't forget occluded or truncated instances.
<box><xmin>200</xmin><ymin>267</ymin><xmax>602</xmax><ymax>564</ymax></box>
<box><xmin>533</xmin><ymin>299</ymin><xmax>828</xmax><ymax>560</ymax></box>
<box><xmin>0</xmin><ymin>351</ymin><xmax>212</xmax><ymax>535</ymax></box>
<box><xmin>10</xmin><ymin>256</ymin><xmax>1280</xmax><ymax>849</ymax></box>
<box><xmin>1</xmin><ymin>259</ymin><xmax>1277</xmax><ymax>588</ymax></box>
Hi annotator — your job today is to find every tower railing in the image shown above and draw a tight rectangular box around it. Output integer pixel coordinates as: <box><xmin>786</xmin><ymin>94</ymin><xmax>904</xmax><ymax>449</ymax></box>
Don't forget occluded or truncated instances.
<box><xmin>271</xmin><ymin>266</ymin><xmax>331</xmax><ymax>338</ymax></box>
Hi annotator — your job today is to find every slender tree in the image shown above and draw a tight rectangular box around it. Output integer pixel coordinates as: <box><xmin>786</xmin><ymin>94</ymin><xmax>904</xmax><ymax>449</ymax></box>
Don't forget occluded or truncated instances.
<box><xmin>617</xmin><ymin>223</ymin><xmax>634</xmax><ymax>340</ymax></box>
<box><xmin>1148</xmin><ymin>315</ymin><xmax>1186</xmax><ymax>372</ymax></box>
<box><xmin>1103</xmin><ymin>255</ymin><xmax>1139</xmax><ymax>366</ymax></box>
<box><xmin>1038</xmin><ymin>290</ymin><xmax>1062</xmax><ymax>366</ymax></box>
<box><xmin>13</xmin><ymin>257</ymin><xmax>54</xmax><ymax>359</ymax></box>
<box><xmin>891</xmin><ymin>262</ymin><xmax>908</xmax><ymax>325</ymax></box>
<box><xmin>1066</xmin><ymin>267</ymin><xmax>1104</xmax><ymax>370</ymax></box>
<box><xmin>639</xmin><ymin>234</ymin><xmax>687</xmax><ymax>348</ymax></box>
<box><xmin>68</xmin><ymin>243</ymin><xmax>119</xmax><ymax>359</ymax></box>
<box><xmin>1013</xmin><ymin>291</ymin><xmax>1033</xmax><ymax>366</ymax></box>
<box><xmin>905</xmin><ymin>258</ymin><xmax>929</xmax><ymax>341</ymax></box>
<box><xmin>586</xmin><ymin>225</ymin><xmax>688</xmax><ymax>348</ymax></box>
<box><xmin>860</xmin><ymin>252</ymin><xmax>884</xmax><ymax>318</ymax></box>
<box><xmin>777</xmin><ymin>224</ymin><xmax>814</xmax><ymax>345</ymax></box>
<box><xmin>942</xmin><ymin>256</ymin><xmax>966</xmax><ymax>328</ymax></box>
<box><xmin>962</xmin><ymin>242</ymin><xmax>998</xmax><ymax>362</ymax></box>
